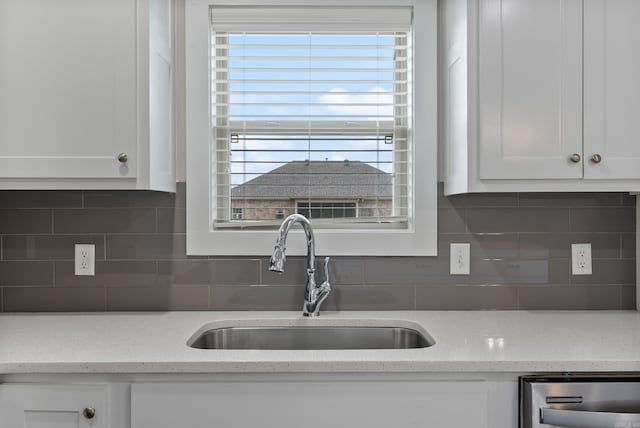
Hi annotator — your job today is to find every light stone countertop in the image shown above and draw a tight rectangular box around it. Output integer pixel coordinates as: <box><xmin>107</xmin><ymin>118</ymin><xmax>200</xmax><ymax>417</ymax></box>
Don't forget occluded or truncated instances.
<box><xmin>1</xmin><ymin>310</ymin><xmax>639</xmax><ymax>374</ymax></box>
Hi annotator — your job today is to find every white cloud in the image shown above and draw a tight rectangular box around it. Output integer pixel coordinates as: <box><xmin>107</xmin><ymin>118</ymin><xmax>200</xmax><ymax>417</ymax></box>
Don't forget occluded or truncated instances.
<box><xmin>317</xmin><ymin>87</ymin><xmax>393</xmax><ymax>119</ymax></box>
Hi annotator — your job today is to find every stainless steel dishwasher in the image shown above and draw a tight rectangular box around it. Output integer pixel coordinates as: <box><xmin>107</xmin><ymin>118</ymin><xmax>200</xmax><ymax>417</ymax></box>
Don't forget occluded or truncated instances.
<box><xmin>520</xmin><ymin>374</ymin><xmax>640</xmax><ymax>428</ymax></box>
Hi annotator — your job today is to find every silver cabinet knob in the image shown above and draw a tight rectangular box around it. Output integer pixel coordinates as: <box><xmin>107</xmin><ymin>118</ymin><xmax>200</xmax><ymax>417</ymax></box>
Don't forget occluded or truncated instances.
<box><xmin>591</xmin><ymin>154</ymin><xmax>602</xmax><ymax>164</ymax></box>
<box><xmin>569</xmin><ymin>153</ymin><xmax>581</xmax><ymax>163</ymax></box>
<box><xmin>117</xmin><ymin>153</ymin><xmax>128</xmax><ymax>163</ymax></box>
<box><xmin>83</xmin><ymin>407</ymin><xmax>96</xmax><ymax>420</ymax></box>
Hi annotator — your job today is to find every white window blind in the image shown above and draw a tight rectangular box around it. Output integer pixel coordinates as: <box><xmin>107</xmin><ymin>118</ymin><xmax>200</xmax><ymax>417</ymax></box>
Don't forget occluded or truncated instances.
<box><xmin>210</xmin><ymin>6</ymin><xmax>413</xmax><ymax>229</ymax></box>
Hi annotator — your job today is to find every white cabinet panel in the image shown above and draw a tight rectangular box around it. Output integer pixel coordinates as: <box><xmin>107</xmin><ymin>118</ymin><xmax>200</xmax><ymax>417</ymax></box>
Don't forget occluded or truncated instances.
<box><xmin>0</xmin><ymin>0</ymin><xmax>174</xmax><ymax>191</ymax></box>
<box><xmin>584</xmin><ymin>0</ymin><xmax>640</xmax><ymax>180</ymax></box>
<box><xmin>132</xmin><ymin>380</ymin><xmax>489</xmax><ymax>428</ymax></box>
<box><xmin>478</xmin><ymin>0</ymin><xmax>583</xmax><ymax>179</ymax></box>
<box><xmin>0</xmin><ymin>0</ymin><xmax>137</xmax><ymax>180</ymax></box>
<box><xmin>443</xmin><ymin>0</ymin><xmax>640</xmax><ymax>193</ymax></box>
<box><xmin>0</xmin><ymin>384</ymin><xmax>107</xmax><ymax>428</ymax></box>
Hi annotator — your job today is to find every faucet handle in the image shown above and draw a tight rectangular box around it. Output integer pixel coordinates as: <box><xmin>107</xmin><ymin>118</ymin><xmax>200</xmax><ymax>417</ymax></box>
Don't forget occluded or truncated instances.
<box><xmin>322</xmin><ymin>257</ymin><xmax>331</xmax><ymax>286</ymax></box>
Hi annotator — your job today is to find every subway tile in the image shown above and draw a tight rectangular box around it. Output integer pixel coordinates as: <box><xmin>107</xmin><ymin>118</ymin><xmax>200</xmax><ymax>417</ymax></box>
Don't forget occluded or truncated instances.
<box><xmin>0</xmin><ymin>261</ymin><xmax>53</xmax><ymax>286</ymax></box>
<box><xmin>437</xmin><ymin>208</ymin><xmax>467</xmax><ymax>233</ymax></box>
<box><xmin>106</xmin><ymin>235</ymin><xmax>187</xmax><ymax>260</ymax></box>
<box><xmin>327</xmin><ymin>257</ymin><xmax>365</xmax><ymax>285</ymax></box>
<box><xmin>518</xmin><ymin>285</ymin><xmax>621</xmax><ymax>310</ymax></box>
<box><xmin>157</xmin><ymin>259</ymin><xmax>260</xmax><ymax>285</ymax></box>
<box><xmin>469</xmin><ymin>258</ymin><xmax>570</xmax><ymax>285</ymax></box>
<box><xmin>0</xmin><ymin>191</ymin><xmax>82</xmax><ymax>208</ymax></box>
<box><xmin>621</xmin><ymin>233</ymin><xmax>636</xmax><ymax>259</ymax></box>
<box><xmin>571</xmin><ymin>259</ymin><xmax>635</xmax><ymax>285</ymax></box>
<box><xmin>55</xmin><ymin>261</ymin><xmax>160</xmax><ymax>287</ymax></box>
<box><xmin>416</xmin><ymin>285</ymin><xmax>518</xmax><ymax>310</ymax></box>
<box><xmin>322</xmin><ymin>284</ymin><xmax>415</xmax><ymax>311</ymax></box>
<box><xmin>54</xmin><ymin>208</ymin><xmax>157</xmax><ymax>233</ymax></box>
<box><xmin>175</xmin><ymin>182</ymin><xmax>187</xmax><ymax>207</ymax></box>
<box><xmin>83</xmin><ymin>190</ymin><xmax>181</xmax><ymax>208</ymax></box>
<box><xmin>3</xmin><ymin>287</ymin><xmax>105</xmax><ymax>312</ymax></box>
<box><xmin>211</xmin><ymin>284</ymin><xmax>303</xmax><ymax>311</ymax></box>
<box><xmin>621</xmin><ymin>286</ymin><xmax>636</xmax><ymax>310</ymax></box>
<box><xmin>3</xmin><ymin>235</ymin><xmax>105</xmax><ymax>261</ymax></box>
<box><xmin>0</xmin><ymin>210</ymin><xmax>52</xmax><ymax>234</ymax></box>
<box><xmin>442</xmin><ymin>193</ymin><xmax>519</xmax><ymax>209</ymax></box>
<box><xmin>466</xmin><ymin>208</ymin><xmax>570</xmax><ymax>233</ymax></box>
<box><xmin>571</xmin><ymin>207</ymin><xmax>635</xmax><ymax>233</ymax></box>
<box><xmin>439</xmin><ymin>233</ymin><xmax>519</xmax><ymax>260</ymax></box>
<box><xmin>621</xmin><ymin>193</ymin><xmax>636</xmax><ymax>206</ymax></box>
<box><xmin>106</xmin><ymin>286</ymin><xmax>209</xmax><ymax>311</ymax></box>
<box><xmin>518</xmin><ymin>233</ymin><xmax>621</xmax><ymax>260</ymax></box>
<box><xmin>519</xmin><ymin>192</ymin><xmax>622</xmax><ymax>207</ymax></box>
<box><xmin>157</xmin><ymin>208</ymin><xmax>186</xmax><ymax>233</ymax></box>
<box><xmin>364</xmin><ymin>257</ymin><xmax>448</xmax><ymax>285</ymax></box>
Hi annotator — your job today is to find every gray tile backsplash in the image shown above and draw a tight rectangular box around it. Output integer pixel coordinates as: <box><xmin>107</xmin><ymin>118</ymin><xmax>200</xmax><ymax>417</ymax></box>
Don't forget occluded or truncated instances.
<box><xmin>0</xmin><ymin>183</ymin><xmax>635</xmax><ymax>312</ymax></box>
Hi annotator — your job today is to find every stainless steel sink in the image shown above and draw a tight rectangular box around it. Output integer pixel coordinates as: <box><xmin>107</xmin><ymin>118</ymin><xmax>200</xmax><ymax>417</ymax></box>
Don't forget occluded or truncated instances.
<box><xmin>188</xmin><ymin>325</ymin><xmax>434</xmax><ymax>350</ymax></box>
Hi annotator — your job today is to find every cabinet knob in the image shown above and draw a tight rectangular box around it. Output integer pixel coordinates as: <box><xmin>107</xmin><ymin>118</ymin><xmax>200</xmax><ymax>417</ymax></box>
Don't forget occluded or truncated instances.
<box><xmin>569</xmin><ymin>153</ymin><xmax>581</xmax><ymax>163</ymax></box>
<box><xmin>591</xmin><ymin>154</ymin><xmax>602</xmax><ymax>164</ymax></box>
<box><xmin>117</xmin><ymin>153</ymin><xmax>128</xmax><ymax>163</ymax></box>
<box><xmin>83</xmin><ymin>407</ymin><xmax>96</xmax><ymax>420</ymax></box>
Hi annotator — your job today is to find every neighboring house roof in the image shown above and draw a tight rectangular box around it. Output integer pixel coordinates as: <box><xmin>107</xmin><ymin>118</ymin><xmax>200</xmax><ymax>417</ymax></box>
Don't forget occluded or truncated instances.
<box><xmin>231</xmin><ymin>160</ymin><xmax>392</xmax><ymax>199</ymax></box>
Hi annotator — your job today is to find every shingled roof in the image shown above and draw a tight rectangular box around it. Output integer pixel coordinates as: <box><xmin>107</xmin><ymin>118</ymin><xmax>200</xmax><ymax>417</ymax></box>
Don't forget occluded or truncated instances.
<box><xmin>231</xmin><ymin>160</ymin><xmax>392</xmax><ymax>199</ymax></box>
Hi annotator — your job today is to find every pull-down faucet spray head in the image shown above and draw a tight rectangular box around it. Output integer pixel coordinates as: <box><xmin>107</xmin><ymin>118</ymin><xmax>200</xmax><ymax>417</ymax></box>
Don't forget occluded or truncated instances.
<box><xmin>269</xmin><ymin>245</ymin><xmax>286</xmax><ymax>273</ymax></box>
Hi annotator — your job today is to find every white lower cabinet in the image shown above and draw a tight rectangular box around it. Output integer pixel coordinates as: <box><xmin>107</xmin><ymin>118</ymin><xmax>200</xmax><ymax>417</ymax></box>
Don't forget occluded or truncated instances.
<box><xmin>0</xmin><ymin>376</ymin><xmax>517</xmax><ymax>428</ymax></box>
<box><xmin>131</xmin><ymin>379</ymin><xmax>491</xmax><ymax>428</ymax></box>
<box><xmin>0</xmin><ymin>384</ymin><xmax>108</xmax><ymax>428</ymax></box>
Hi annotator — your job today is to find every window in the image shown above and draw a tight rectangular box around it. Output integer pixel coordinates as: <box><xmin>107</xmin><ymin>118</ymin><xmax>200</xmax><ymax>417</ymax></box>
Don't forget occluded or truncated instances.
<box><xmin>297</xmin><ymin>201</ymin><xmax>358</xmax><ymax>219</ymax></box>
<box><xmin>185</xmin><ymin>0</ymin><xmax>437</xmax><ymax>256</ymax></box>
<box><xmin>231</xmin><ymin>207</ymin><xmax>244</xmax><ymax>220</ymax></box>
<box><xmin>217</xmin><ymin>28</ymin><xmax>406</xmax><ymax>226</ymax></box>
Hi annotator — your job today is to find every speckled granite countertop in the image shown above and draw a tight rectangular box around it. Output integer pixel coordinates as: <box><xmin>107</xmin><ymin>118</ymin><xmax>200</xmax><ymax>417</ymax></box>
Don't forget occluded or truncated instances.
<box><xmin>1</xmin><ymin>311</ymin><xmax>639</xmax><ymax>374</ymax></box>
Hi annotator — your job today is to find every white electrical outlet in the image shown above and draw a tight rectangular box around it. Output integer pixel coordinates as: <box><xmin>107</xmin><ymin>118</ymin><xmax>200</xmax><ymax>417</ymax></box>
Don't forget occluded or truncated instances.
<box><xmin>450</xmin><ymin>243</ymin><xmax>470</xmax><ymax>275</ymax></box>
<box><xmin>571</xmin><ymin>243</ymin><xmax>592</xmax><ymax>275</ymax></box>
<box><xmin>75</xmin><ymin>244</ymin><xmax>95</xmax><ymax>276</ymax></box>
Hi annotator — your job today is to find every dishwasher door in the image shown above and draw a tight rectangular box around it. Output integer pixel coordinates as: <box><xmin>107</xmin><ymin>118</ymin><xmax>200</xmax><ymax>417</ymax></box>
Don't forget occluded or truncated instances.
<box><xmin>520</xmin><ymin>375</ymin><xmax>640</xmax><ymax>428</ymax></box>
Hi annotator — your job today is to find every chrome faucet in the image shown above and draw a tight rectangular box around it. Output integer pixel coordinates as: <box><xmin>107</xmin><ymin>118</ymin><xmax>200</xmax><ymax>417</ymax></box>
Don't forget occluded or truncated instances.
<box><xmin>269</xmin><ymin>214</ymin><xmax>331</xmax><ymax>317</ymax></box>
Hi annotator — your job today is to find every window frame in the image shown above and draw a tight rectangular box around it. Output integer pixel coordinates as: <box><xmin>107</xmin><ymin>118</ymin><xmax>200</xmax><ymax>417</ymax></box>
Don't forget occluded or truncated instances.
<box><xmin>185</xmin><ymin>0</ymin><xmax>437</xmax><ymax>256</ymax></box>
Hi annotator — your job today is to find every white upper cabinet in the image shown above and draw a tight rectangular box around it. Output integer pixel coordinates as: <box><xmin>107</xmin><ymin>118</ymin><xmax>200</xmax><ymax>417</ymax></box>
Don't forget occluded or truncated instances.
<box><xmin>443</xmin><ymin>0</ymin><xmax>640</xmax><ymax>194</ymax></box>
<box><xmin>584</xmin><ymin>0</ymin><xmax>640</xmax><ymax>180</ymax></box>
<box><xmin>0</xmin><ymin>0</ymin><xmax>174</xmax><ymax>191</ymax></box>
<box><xmin>478</xmin><ymin>0</ymin><xmax>583</xmax><ymax>180</ymax></box>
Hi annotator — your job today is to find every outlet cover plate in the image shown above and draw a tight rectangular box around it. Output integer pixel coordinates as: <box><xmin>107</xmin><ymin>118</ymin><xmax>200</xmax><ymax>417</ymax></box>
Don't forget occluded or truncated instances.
<box><xmin>571</xmin><ymin>243</ymin><xmax>592</xmax><ymax>275</ymax></box>
<box><xmin>75</xmin><ymin>244</ymin><xmax>95</xmax><ymax>276</ymax></box>
<box><xmin>450</xmin><ymin>243</ymin><xmax>471</xmax><ymax>275</ymax></box>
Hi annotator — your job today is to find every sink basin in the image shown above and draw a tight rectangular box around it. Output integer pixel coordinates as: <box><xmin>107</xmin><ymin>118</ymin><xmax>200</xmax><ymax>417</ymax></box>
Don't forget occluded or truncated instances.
<box><xmin>187</xmin><ymin>325</ymin><xmax>434</xmax><ymax>350</ymax></box>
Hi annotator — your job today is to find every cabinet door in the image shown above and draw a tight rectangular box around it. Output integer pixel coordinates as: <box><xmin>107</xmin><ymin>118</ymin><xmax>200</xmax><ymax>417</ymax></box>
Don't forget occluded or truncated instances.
<box><xmin>584</xmin><ymin>0</ymin><xmax>640</xmax><ymax>180</ymax></box>
<box><xmin>0</xmin><ymin>0</ymin><xmax>137</xmax><ymax>180</ymax></box>
<box><xmin>132</xmin><ymin>380</ymin><xmax>488</xmax><ymax>428</ymax></box>
<box><xmin>0</xmin><ymin>384</ymin><xmax>107</xmax><ymax>428</ymax></box>
<box><xmin>478</xmin><ymin>0</ymin><xmax>583</xmax><ymax>179</ymax></box>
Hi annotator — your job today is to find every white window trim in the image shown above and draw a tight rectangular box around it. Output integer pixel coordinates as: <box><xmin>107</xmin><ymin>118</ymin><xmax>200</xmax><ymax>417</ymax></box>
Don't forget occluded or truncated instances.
<box><xmin>185</xmin><ymin>0</ymin><xmax>437</xmax><ymax>256</ymax></box>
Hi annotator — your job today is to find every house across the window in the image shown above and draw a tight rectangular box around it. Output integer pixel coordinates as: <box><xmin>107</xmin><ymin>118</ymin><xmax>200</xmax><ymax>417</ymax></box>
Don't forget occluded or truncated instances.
<box><xmin>230</xmin><ymin>160</ymin><xmax>392</xmax><ymax>220</ymax></box>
